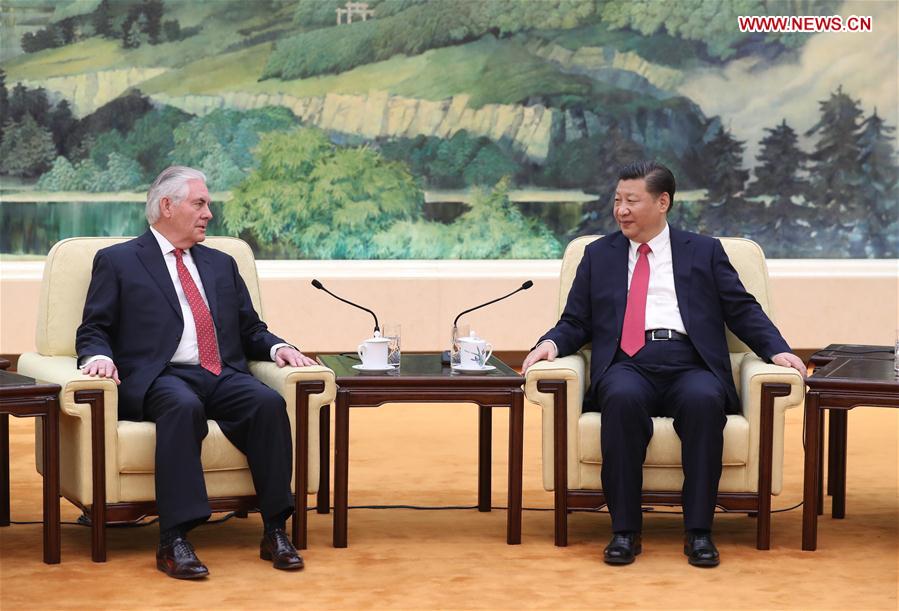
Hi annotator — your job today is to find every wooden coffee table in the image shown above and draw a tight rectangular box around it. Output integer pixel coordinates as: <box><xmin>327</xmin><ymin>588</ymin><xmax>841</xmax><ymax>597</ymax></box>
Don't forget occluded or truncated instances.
<box><xmin>307</xmin><ymin>353</ymin><xmax>525</xmax><ymax>548</ymax></box>
<box><xmin>0</xmin><ymin>367</ymin><xmax>62</xmax><ymax>563</ymax></box>
<box><xmin>802</xmin><ymin>353</ymin><xmax>898</xmax><ymax>550</ymax></box>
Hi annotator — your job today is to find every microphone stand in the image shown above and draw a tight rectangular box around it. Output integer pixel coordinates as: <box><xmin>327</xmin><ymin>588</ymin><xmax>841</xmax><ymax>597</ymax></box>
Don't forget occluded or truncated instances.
<box><xmin>443</xmin><ymin>281</ymin><xmax>533</xmax><ymax>365</ymax></box>
<box><xmin>311</xmin><ymin>279</ymin><xmax>380</xmax><ymax>335</ymax></box>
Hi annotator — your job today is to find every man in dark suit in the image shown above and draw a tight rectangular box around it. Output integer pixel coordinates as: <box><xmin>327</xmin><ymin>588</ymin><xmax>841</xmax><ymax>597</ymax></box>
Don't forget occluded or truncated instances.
<box><xmin>77</xmin><ymin>166</ymin><xmax>318</xmax><ymax>579</ymax></box>
<box><xmin>522</xmin><ymin>161</ymin><xmax>805</xmax><ymax>567</ymax></box>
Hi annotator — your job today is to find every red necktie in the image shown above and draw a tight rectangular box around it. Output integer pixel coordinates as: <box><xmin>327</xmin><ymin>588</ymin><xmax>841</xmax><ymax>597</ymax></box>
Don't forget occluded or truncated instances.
<box><xmin>620</xmin><ymin>243</ymin><xmax>652</xmax><ymax>357</ymax></box>
<box><xmin>174</xmin><ymin>249</ymin><xmax>222</xmax><ymax>375</ymax></box>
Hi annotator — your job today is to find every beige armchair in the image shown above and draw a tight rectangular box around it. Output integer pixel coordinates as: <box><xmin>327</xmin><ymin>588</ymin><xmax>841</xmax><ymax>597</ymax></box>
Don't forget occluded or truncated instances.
<box><xmin>524</xmin><ymin>236</ymin><xmax>804</xmax><ymax>549</ymax></box>
<box><xmin>17</xmin><ymin>236</ymin><xmax>336</xmax><ymax>561</ymax></box>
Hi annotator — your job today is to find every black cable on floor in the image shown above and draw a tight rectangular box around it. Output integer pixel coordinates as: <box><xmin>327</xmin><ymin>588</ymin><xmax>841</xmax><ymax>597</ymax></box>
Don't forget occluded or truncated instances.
<box><xmin>6</xmin><ymin>500</ymin><xmax>805</xmax><ymax>527</ymax></box>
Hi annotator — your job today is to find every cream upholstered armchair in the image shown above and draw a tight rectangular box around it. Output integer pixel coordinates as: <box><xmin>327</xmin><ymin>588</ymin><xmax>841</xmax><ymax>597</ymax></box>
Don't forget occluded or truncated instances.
<box><xmin>524</xmin><ymin>236</ymin><xmax>805</xmax><ymax>549</ymax></box>
<box><xmin>17</xmin><ymin>236</ymin><xmax>336</xmax><ymax>561</ymax></box>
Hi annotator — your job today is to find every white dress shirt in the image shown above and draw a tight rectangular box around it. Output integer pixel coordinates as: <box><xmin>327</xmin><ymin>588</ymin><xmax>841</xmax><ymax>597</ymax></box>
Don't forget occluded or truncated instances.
<box><xmin>81</xmin><ymin>228</ymin><xmax>287</xmax><ymax>368</ymax></box>
<box><xmin>539</xmin><ymin>223</ymin><xmax>686</xmax><ymax>359</ymax></box>
<box><xmin>151</xmin><ymin>227</ymin><xmax>217</xmax><ymax>365</ymax></box>
<box><xmin>627</xmin><ymin>223</ymin><xmax>687</xmax><ymax>335</ymax></box>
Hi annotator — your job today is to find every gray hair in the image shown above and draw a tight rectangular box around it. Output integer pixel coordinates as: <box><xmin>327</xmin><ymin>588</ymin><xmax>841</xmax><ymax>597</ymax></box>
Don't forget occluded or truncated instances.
<box><xmin>146</xmin><ymin>166</ymin><xmax>207</xmax><ymax>224</ymax></box>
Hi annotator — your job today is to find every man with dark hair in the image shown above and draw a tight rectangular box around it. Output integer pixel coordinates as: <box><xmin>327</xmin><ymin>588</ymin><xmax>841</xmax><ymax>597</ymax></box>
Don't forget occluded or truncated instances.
<box><xmin>78</xmin><ymin>166</ymin><xmax>318</xmax><ymax>579</ymax></box>
<box><xmin>523</xmin><ymin>160</ymin><xmax>805</xmax><ymax>567</ymax></box>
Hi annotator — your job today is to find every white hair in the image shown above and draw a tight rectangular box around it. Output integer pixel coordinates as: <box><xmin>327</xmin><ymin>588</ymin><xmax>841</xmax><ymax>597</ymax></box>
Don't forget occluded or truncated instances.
<box><xmin>145</xmin><ymin>166</ymin><xmax>207</xmax><ymax>224</ymax></box>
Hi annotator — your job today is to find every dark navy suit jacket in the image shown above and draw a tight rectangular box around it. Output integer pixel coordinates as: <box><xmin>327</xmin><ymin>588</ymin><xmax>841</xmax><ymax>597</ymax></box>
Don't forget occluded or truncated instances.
<box><xmin>540</xmin><ymin>227</ymin><xmax>791</xmax><ymax>413</ymax></box>
<box><xmin>76</xmin><ymin>230</ymin><xmax>285</xmax><ymax>421</ymax></box>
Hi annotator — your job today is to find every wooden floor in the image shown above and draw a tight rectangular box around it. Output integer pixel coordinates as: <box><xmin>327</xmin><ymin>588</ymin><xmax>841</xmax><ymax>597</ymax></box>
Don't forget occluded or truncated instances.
<box><xmin>1</xmin><ymin>401</ymin><xmax>896</xmax><ymax>609</ymax></box>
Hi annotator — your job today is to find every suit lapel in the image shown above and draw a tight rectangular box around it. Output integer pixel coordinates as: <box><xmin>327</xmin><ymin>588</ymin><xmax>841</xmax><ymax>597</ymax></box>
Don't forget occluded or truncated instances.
<box><xmin>135</xmin><ymin>230</ymin><xmax>182</xmax><ymax>320</ymax></box>
<box><xmin>609</xmin><ymin>232</ymin><xmax>630</xmax><ymax>333</ymax></box>
<box><xmin>670</xmin><ymin>226</ymin><xmax>694</xmax><ymax>332</ymax></box>
<box><xmin>191</xmin><ymin>244</ymin><xmax>219</xmax><ymax>326</ymax></box>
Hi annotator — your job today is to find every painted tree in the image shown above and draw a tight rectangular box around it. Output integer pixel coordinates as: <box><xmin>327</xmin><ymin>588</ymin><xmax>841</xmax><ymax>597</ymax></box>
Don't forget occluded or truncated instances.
<box><xmin>0</xmin><ymin>115</ymin><xmax>58</xmax><ymax>178</ymax></box>
<box><xmin>48</xmin><ymin>100</ymin><xmax>76</xmax><ymax>156</ymax></box>
<box><xmin>37</xmin><ymin>156</ymin><xmax>81</xmax><ymax>191</ymax></box>
<box><xmin>141</xmin><ymin>0</ymin><xmax>165</xmax><ymax>44</ymax></box>
<box><xmin>805</xmin><ymin>86</ymin><xmax>864</xmax><ymax>220</ymax></box>
<box><xmin>746</xmin><ymin>119</ymin><xmax>814</xmax><ymax>251</ymax></box>
<box><xmin>857</xmin><ymin>110</ymin><xmax>898</xmax><ymax>257</ymax></box>
<box><xmin>704</xmin><ymin>125</ymin><xmax>749</xmax><ymax>203</ymax></box>
<box><xmin>0</xmin><ymin>69</ymin><xmax>7</xmax><ymax>142</ymax></box>
<box><xmin>223</xmin><ymin>128</ymin><xmax>422</xmax><ymax>258</ymax></box>
<box><xmin>93</xmin><ymin>0</ymin><xmax>114</xmax><ymax>38</ymax></box>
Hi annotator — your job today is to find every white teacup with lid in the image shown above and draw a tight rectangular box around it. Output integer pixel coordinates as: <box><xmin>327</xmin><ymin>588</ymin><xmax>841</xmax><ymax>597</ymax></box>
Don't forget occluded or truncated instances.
<box><xmin>457</xmin><ymin>332</ymin><xmax>493</xmax><ymax>369</ymax></box>
<box><xmin>357</xmin><ymin>332</ymin><xmax>391</xmax><ymax>369</ymax></box>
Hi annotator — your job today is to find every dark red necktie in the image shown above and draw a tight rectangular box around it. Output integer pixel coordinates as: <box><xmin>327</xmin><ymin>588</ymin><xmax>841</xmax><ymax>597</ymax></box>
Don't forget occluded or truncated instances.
<box><xmin>620</xmin><ymin>243</ymin><xmax>652</xmax><ymax>357</ymax></box>
<box><xmin>174</xmin><ymin>249</ymin><xmax>221</xmax><ymax>375</ymax></box>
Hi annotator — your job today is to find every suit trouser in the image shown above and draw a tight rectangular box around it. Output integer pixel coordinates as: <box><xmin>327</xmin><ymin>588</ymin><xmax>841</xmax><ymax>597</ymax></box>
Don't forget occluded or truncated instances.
<box><xmin>143</xmin><ymin>364</ymin><xmax>294</xmax><ymax>532</ymax></box>
<box><xmin>592</xmin><ymin>340</ymin><xmax>727</xmax><ymax>533</ymax></box>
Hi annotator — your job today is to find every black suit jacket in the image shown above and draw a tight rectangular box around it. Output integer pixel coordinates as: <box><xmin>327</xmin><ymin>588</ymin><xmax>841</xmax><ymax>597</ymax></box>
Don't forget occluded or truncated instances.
<box><xmin>76</xmin><ymin>230</ymin><xmax>286</xmax><ymax>421</ymax></box>
<box><xmin>540</xmin><ymin>227</ymin><xmax>791</xmax><ymax>413</ymax></box>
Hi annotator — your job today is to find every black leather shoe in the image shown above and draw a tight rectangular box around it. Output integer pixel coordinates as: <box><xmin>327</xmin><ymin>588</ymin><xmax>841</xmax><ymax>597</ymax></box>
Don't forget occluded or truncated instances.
<box><xmin>260</xmin><ymin>528</ymin><xmax>304</xmax><ymax>570</ymax></box>
<box><xmin>684</xmin><ymin>532</ymin><xmax>720</xmax><ymax>567</ymax></box>
<box><xmin>156</xmin><ymin>537</ymin><xmax>209</xmax><ymax>580</ymax></box>
<box><xmin>603</xmin><ymin>532</ymin><xmax>642</xmax><ymax>565</ymax></box>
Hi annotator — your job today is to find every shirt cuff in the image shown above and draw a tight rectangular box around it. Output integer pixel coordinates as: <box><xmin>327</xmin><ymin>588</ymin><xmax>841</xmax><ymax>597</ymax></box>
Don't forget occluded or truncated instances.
<box><xmin>79</xmin><ymin>355</ymin><xmax>113</xmax><ymax>369</ymax></box>
<box><xmin>270</xmin><ymin>343</ymin><xmax>294</xmax><ymax>361</ymax></box>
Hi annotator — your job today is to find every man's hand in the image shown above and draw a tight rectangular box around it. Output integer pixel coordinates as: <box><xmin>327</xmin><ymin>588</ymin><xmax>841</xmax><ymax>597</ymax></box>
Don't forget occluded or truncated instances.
<box><xmin>771</xmin><ymin>352</ymin><xmax>807</xmax><ymax>378</ymax></box>
<box><xmin>82</xmin><ymin>358</ymin><xmax>121</xmax><ymax>385</ymax></box>
<box><xmin>275</xmin><ymin>346</ymin><xmax>317</xmax><ymax>368</ymax></box>
<box><xmin>522</xmin><ymin>341</ymin><xmax>557</xmax><ymax>373</ymax></box>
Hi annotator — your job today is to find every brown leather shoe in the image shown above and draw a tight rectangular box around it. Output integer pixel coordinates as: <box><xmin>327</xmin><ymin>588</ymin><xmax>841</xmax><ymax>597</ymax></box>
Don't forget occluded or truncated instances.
<box><xmin>156</xmin><ymin>537</ymin><xmax>209</xmax><ymax>580</ymax></box>
<box><xmin>260</xmin><ymin>528</ymin><xmax>304</xmax><ymax>570</ymax></box>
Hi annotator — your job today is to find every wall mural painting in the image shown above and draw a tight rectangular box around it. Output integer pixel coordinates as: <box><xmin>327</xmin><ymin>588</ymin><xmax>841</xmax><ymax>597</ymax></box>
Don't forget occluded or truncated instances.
<box><xmin>0</xmin><ymin>0</ymin><xmax>896</xmax><ymax>259</ymax></box>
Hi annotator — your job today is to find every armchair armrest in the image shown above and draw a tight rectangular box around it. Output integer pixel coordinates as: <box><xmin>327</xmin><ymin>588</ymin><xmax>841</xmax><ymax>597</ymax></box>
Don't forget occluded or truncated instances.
<box><xmin>16</xmin><ymin>353</ymin><xmax>118</xmax><ymax>418</ymax></box>
<box><xmin>248</xmin><ymin>362</ymin><xmax>336</xmax><ymax>409</ymax></box>
<box><xmin>524</xmin><ymin>354</ymin><xmax>587</xmax><ymax>491</ymax></box>
<box><xmin>740</xmin><ymin>353</ymin><xmax>805</xmax><ymax>420</ymax></box>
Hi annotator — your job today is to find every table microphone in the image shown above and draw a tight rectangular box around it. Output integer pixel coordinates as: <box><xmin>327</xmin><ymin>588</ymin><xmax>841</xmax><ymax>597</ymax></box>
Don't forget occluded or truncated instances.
<box><xmin>311</xmin><ymin>279</ymin><xmax>380</xmax><ymax>334</ymax></box>
<box><xmin>442</xmin><ymin>280</ymin><xmax>534</xmax><ymax>364</ymax></box>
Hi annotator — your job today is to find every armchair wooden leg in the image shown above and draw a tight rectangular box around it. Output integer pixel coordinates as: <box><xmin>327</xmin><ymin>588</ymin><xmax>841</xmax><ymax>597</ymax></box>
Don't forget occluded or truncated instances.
<box><xmin>757</xmin><ymin>383</ymin><xmax>790</xmax><ymax>550</ymax></box>
<box><xmin>295</xmin><ymin>381</ymin><xmax>324</xmax><ymax>550</ymax></box>
<box><xmin>76</xmin><ymin>389</ymin><xmax>107</xmax><ymax>562</ymax></box>
<box><xmin>538</xmin><ymin>380</ymin><xmax>569</xmax><ymax>547</ymax></box>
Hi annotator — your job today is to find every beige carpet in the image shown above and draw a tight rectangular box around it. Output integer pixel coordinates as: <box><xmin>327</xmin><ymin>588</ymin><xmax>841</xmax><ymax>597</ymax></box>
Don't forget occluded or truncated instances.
<box><xmin>1</xmin><ymin>401</ymin><xmax>896</xmax><ymax>609</ymax></box>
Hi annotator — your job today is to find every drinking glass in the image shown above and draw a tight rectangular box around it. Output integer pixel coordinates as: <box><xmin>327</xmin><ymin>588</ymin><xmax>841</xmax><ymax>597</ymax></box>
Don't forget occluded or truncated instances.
<box><xmin>894</xmin><ymin>328</ymin><xmax>899</xmax><ymax>376</ymax></box>
<box><xmin>383</xmin><ymin>323</ymin><xmax>401</xmax><ymax>368</ymax></box>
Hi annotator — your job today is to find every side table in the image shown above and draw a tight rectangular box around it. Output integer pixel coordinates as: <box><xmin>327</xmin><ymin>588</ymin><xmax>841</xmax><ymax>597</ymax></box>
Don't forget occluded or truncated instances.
<box><xmin>0</xmin><ymin>367</ymin><xmax>62</xmax><ymax>563</ymax></box>
<box><xmin>807</xmin><ymin>344</ymin><xmax>894</xmax><ymax>518</ymax></box>
<box><xmin>308</xmin><ymin>353</ymin><xmax>525</xmax><ymax>548</ymax></box>
<box><xmin>802</xmin><ymin>355</ymin><xmax>898</xmax><ymax>550</ymax></box>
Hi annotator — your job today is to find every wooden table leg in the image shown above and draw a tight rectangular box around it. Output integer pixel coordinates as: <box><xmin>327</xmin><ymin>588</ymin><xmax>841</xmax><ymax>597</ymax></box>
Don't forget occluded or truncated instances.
<box><xmin>802</xmin><ymin>392</ymin><xmax>821</xmax><ymax>551</ymax></box>
<box><xmin>0</xmin><ymin>413</ymin><xmax>9</xmax><ymax>527</ymax></box>
<box><xmin>333</xmin><ymin>390</ymin><xmax>349</xmax><ymax>548</ymax></box>
<box><xmin>478</xmin><ymin>405</ymin><xmax>491</xmax><ymax>512</ymax></box>
<box><xmin>819</xmin><ymin>409</ymin><xmax>839</xmax><ymax>496</ymax></box>
<box><xmin>317</xmin><ymin>405</ymin><xmax>330</xmax><ymax>514</ymax></box>
<box><xmin>832</xmin><ymin>410</ymin><xmax>848</xmax><ymax>519</ymax></box>
<box><xmin>817</xmin><ymin>411</ymin><xmax>825</xmax><ymax>516</ymax></box>
<box><xmin>42</xmin><ymin>402</ymin><xmax>61</xmax><ymax>564</ymax></box>
<box><xmin>506</xmin><ymin>390</ymin><xmax>523</xmax><ymax>545</ymax></box>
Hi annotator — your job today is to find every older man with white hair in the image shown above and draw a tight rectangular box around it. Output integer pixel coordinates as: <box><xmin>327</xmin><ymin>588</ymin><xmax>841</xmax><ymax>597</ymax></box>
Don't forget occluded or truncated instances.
<box><xmin>77</xmin><ymin>166</ymin><xmax>316</xmax><ymax>579</ymax></box>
